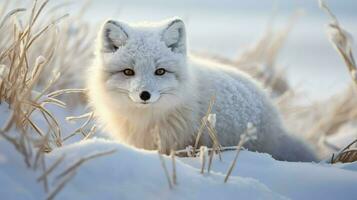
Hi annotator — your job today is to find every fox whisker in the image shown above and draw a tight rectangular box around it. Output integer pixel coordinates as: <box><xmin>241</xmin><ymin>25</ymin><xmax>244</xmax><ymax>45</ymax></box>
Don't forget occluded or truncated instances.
<box><xmin>159</xmin><ymin>88</ymin><xmax>176</xmax><ymax>93</ymax></box>
<box><xmin>161</xmin><ymin>92</ymin><xmax>176</xmax><ymax>96</ymax></box>
<box><xmin>107</xmin><ymin>87</ymin><xmax>129</xmax><ymax>94</ymax></box>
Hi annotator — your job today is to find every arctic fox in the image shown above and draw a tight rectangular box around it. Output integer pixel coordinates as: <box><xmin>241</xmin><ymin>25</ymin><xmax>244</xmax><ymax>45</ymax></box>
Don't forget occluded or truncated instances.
<box><xmin>88</xmin><ymin>17</ymin><xmax>317</xmax><ymax>162</ymax></box>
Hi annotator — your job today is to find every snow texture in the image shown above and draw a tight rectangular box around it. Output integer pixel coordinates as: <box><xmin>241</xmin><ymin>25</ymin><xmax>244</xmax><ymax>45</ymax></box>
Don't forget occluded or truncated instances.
<box><xmin>1</xmin><ymin>138</ymin><xmax>357</xmax><ymax>200</ymax></box>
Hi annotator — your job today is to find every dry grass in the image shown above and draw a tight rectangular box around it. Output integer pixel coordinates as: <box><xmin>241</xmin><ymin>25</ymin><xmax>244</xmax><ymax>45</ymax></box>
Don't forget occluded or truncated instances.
<box><xmin>224</xmin><ymin>123</ymin><xmax>257</xmax><ymax>183</ymax></box>
<box><xmin>0</xmin><ymin>0</ymin><xmax>67</xmax><ymax>168</ymax></box>
<box><xmin>274</xmin><ymin>0</ymin><xmax>357</xmax><ymax>162</ymax></box>
<box><xmin>0</xmin><ymin>0</ymin><xmax>94</xmax><ymax>152</ymax></box>
<box><xmin>193</xmin><ymin>95</ymin><xmax>217</xmax><ymax>154</ymax></box>
<box><xmin>318</xmin><ymin>0</ymin><xmax>357</xmax><ymax>163</ymax></box>
<box><xmin>0</xmin><ymin>0</ymin><xmax>112</xmax><ymax>198</ymax></box>
<box><xmin>330</xmin><ymin>139</ymin><xmax>357</xmax><ymax>164</ymax></box>
<box><xmin>320</xmin><ymin>0</ymin><xmax>357</xmax><ymax>85</ymax></box>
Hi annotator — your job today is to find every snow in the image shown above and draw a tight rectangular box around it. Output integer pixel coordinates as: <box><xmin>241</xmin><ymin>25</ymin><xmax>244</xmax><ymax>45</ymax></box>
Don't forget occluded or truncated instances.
<box><xmin>1</xmin><ymin>137</ymin><xmax>357</xmax><ymax>200</ymax></box>
<box><xmin>181</xmin><ymin>151</ymin><xmax>357</xmax><ymax>199</ymax></box>
<box><xmin>0</xmin><ymin>138</ymin><xmax>285</xmax><ymax>200</ymax></box>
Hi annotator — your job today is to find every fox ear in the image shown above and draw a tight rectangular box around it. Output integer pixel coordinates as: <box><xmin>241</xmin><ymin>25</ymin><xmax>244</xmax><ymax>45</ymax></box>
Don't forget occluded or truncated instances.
<box><xmin>162</xmin><ymin>18</ymin><xmax>186</xmax><ymax>54</ymax></box>
<box><xmin>100</xmin><ymin>20</ymin><xmax>128</xmax><ymax>52</ymax></box>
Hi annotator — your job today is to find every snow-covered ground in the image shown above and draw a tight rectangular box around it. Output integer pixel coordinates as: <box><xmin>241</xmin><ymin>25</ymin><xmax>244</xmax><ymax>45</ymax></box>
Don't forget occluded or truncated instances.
<box><xmin>1</xmin><ymin>138</ymin><xmax>357</xmax><ymax>200</ymax></box>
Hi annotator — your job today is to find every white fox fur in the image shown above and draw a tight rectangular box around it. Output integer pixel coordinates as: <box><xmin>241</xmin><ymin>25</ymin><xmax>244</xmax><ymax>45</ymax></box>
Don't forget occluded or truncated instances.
<box><xmin>88</xmin><ymin>17</ymin><xmax>317</xmax><ymax>162</ymax></box>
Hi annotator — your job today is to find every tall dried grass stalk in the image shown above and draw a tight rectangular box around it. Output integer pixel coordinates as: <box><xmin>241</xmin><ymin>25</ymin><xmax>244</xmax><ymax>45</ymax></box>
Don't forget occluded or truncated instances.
<box><xmin>330</xmin><ymin>139</ymin><xmax>357</xmax><ymax>164</ymax></box>
<box><xmin>0</xmin><ymin>1</ymin><xmax>112</xmax><ymax>198</ymax></box>
<box><xmin>319</xmin><ymin>0</ymin><xmax>357</xmax><ymax>86</ymax></box>
<box><xmin>224</xmin><ymin>123</ymin><xmax>257</xmax><ymax>183</ymax></box>
<box><xmin>316</xmin><ymin>0</ymin><xmax>357</xmax><ymax>163</ymax></box>
<box><xmin>193</xmin><ymin>95</ymin><xmax>216</xmax><ymax>154</ymax></box>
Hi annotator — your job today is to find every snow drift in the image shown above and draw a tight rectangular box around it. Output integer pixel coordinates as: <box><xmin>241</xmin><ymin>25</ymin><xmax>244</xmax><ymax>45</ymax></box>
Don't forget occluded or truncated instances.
<box><xmin>1</xmin><ymin>138</ymin><xmax>357</xmax><ymax>200</ymax></box>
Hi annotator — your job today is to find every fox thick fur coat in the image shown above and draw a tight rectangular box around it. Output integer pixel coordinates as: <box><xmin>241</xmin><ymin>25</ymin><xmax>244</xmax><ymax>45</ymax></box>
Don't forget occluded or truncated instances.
<box><xmin>88</xmin><ymin>17</ymin><xmax>317</xmax><ymax>162</ymax></box>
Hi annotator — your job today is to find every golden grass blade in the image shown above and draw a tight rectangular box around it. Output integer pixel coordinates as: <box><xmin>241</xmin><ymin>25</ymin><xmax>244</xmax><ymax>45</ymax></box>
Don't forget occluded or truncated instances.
<box><xmin>47</xmin><ymin>88</ymin><xmax>87</xmax><ymax>98</ymax></box>
<box><xmin>82</xmin><ymin>125</ymin><xmax>96</xmax><ymax>140</ymax></box>
<box><xmin>24</xmin><ymin>115</ymin><xmax>45</xmax><ymax>136</ymax></box>
<box><xmin>201</xmin><ymin>117</ymin><xmax>222</xmax><ymax>160</ymax></box>
<box><xmin>42</xmin><ymin>97</ymin><xmax>67</xmax><ymax>108</ymax></box>
<box><xmin>23</xmin><ymin>101</ymin><xmax>61</xmax><ymax>141</ymax></box>
<box><xmin>26</xmin><ymin>13</ymin><xmax>69</xmax><ymax>50</ymax></box>
<box><xmin>193</xmin><ymin>95</ymin><xmax>215</xmax><ymax>155</ymax></box>
<box><xmin>331</xmin><ymin>139</ymin><xmax>357</xmax><ymax>164</ymax></box>
<box><xmin>31</xmin><ymin>0</ymin><xmax>50</xmax><ymax>27</ymax></box>
<box><xmin>224</xmin><ymin>123</ymin><xmax>257</xmax><ymax>183</ymax></box>
<box><xmin>0</xmin><ymin>8</ymin><xmax>26</xmax><ymax>30</ymax></box>
<box><xmin>319</xmin><ymin>0</ymin><xmax>357</xmax><ymax>85</ymax></box>
<box><xmin>335</xmin><ymin>149</ymin><xmax>357</xmax><ymax>163</ymax></box>
<box><xmin>63</xmin><ymin>112</ymin><xmax>94</xmax><ymax>141</ymax></box>
<box><xmin>65</xmin><ymin>112</ymin><xmax>92</xmax><ymax>122</ymax></box>
<box><xmin>32</xmin><ymin>72</ymin><xmax>61</xmax><ymax>102</ymax></box>
<box><xmin>224</xmin><ymin>136</ymin><xmax>245</xmax><ymax>183</ymax></box>
<box><xmin>33</xmin><ymin>133</ymin><xmax>51</xmax><ymax>169</ymax></box>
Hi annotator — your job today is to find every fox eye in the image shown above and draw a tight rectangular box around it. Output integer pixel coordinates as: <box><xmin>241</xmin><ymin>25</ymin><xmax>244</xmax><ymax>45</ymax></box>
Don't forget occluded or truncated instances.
<box><xmin>123</xmin><ymin>69</ymin><xmax>135</xmax><ymax>76</ymax></box>
<box><xmin>155</xmin><ymin>68</ymin><xmax>166</xmax><ymax>76</ymax></box>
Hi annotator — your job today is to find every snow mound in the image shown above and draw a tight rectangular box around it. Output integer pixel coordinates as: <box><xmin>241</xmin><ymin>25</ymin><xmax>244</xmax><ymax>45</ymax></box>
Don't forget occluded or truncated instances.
<box><xmin>1</xmin><ymin>138</ymin><xmax>357</xmax><ymax>199</ymax></box>
<box><xmin>0</xmin><ymin>138</ymin><xmax>286</xmax><ymax>200</ymax></box>
<box><xmin>181</xmin><ymin>150</ymin><xmax>357</xmax><ymax>199</ymax></box>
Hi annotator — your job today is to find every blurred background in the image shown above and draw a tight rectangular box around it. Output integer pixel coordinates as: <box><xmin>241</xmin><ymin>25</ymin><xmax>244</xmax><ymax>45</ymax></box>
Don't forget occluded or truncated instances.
<box><xmin>54</xmin><ymin>0</ymin><xmax>357</xmax><ymax>100</ymax></box>
<box><xmin>5</xmin><ymin>0</ymin><xmax>356</xmax><ymax>99</ymax></box>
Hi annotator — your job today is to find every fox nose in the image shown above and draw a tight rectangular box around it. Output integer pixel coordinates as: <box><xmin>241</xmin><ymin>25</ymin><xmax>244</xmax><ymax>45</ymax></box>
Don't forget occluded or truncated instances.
<box><xmin>139</xmin><ymin>91</ymin><xmax>151</xmax><ymax>101</ymax></box>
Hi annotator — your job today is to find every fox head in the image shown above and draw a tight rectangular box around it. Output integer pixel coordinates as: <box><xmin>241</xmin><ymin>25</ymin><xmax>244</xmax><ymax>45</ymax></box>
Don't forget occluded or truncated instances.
<box><xmin>94</xmin><ymin>18</ymin><xmax>192</xmax><ymax>114</ymax></box>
